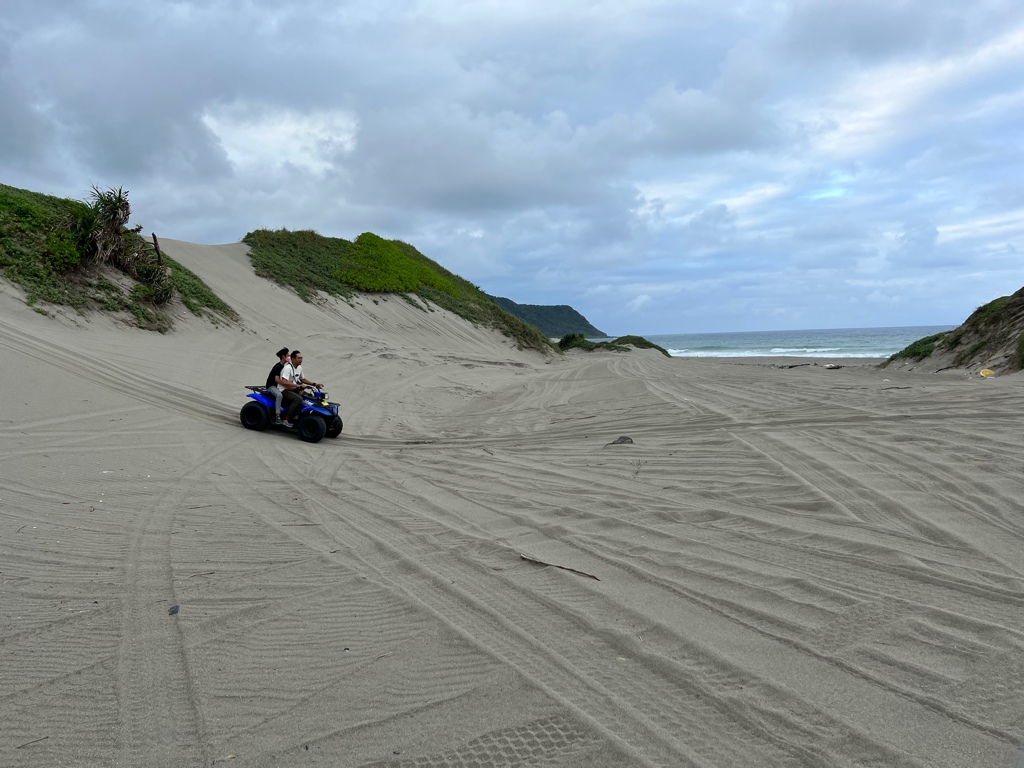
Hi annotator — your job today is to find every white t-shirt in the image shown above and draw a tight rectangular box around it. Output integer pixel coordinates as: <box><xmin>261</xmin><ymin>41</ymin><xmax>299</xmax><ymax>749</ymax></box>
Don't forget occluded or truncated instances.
<box><xmin>281</xmin><ymin>363</ymin><xmax>303</xmax><ymax>386</ymax></box>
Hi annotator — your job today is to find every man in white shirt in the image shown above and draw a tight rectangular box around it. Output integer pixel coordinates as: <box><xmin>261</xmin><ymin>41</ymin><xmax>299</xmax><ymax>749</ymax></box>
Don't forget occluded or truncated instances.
<box><xmin>279</xmin><ymin>350</ymin><xmax>323</xmax><ymax>427</ymax></box>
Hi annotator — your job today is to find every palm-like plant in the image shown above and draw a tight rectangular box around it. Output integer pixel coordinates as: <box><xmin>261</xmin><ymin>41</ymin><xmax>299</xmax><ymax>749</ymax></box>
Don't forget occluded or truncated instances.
<box><xmin>89</xmin><ymin>185</ymin><xmax>132</xmax><ymax>266</ymax></box>
<box><xmin>88</xmin><ymin>185</ymin><xmax>171</xmax><ymax>303</ymax></box>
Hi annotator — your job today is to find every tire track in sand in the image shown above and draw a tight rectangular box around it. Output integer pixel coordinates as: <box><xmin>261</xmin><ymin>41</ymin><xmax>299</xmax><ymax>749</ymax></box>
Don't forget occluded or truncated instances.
<box><xmin>114</xmin><ymin>436</ymin><xmax>246</xmax><ymax>767</ymax></box>
<box><xmin>247</xmin><ymin>447</ymin><xmax>1002</xmax><ymax>768</ymax></box>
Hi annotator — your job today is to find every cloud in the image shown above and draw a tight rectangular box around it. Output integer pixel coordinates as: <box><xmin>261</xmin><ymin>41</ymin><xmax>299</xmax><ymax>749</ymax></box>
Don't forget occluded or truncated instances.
<box><xmin>2</xmin><ymin>0</ymin><xmax>1023</xmax><ymax>331</ymax></box>
<box><xmin>626</xmin><ymin>293</ymin><xmax>652</xmax><ymax>312</ymax></box>
<box><xmin>891</xmin><ymin>222</ymin><xmax>938</xmax><ymax>263</ymax></box>
<box><xmin>684</xmin><ymin>204</ymin><xmax>737</xmax><ymax>247</ymax></box>
<box><xmin>346</xmin><ymin>104</ymin><xmax>616</xmax><ymax>211</ymax></box>
<box><xmin>202</xmin><ymin>104</ymin><xmax>358</xmax><ymax>175</ymax></box>
<box><xmin>937</xmin><ymin>209</ymin><xmax>1024</xmax><ymax>243</ymax></box>
<box><xmin>640</xmin><ymin>83</ymin><xmax>770</xmax><ymax>154</ymax></box>
<box><xmin>781</xmin><ymin>0</ymin><xmax>1022</xmax><ymax>62</ymax></box>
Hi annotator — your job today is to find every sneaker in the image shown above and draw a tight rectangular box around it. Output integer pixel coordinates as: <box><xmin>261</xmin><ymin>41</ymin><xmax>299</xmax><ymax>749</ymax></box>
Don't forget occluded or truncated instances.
<box><xmin>282</xmin><ymin>419</ymin><xmax>295</xmax><ymax>429</ymax></box>
<box><xmin>274</xmin><ymin>415</ymin><xmax>282</xmax><ymax>425</ymax></box>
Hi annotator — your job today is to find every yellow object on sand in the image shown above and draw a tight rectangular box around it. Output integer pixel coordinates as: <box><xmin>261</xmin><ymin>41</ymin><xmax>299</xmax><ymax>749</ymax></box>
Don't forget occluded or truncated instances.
<box><xmin>980</xmin><ymin>369</ymin><xmax>994</xmax><ymax>377</ymax></box>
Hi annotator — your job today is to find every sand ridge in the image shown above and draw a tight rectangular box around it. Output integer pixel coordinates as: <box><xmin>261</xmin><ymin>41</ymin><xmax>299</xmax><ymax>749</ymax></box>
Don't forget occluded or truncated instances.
<box><xmin>2</xmin><ymin>240</ymin><xmax>1023</xmax><ymax>767</ymax></box>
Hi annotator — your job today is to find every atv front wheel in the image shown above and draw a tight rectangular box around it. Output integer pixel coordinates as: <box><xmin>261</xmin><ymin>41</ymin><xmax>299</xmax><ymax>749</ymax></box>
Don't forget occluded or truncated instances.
<box><xmin>297</xmin><ymin>414</ymin><xmax>327</xmax><ymax>443</ymax></box>
<box><xmin>326</xmin><ymin>417</ymin><xmax>343</xmax><ymax>438</ymax></box>
<box><xmin>240</xmin><ymin>401</ymin><xmax>270</xmax><ymax>431</ymax></box>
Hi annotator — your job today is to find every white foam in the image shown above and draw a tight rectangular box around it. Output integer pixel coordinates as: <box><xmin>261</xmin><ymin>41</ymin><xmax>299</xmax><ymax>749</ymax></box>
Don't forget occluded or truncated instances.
<box><xmin>667</xmin><ymin>349</ymin><xmax>890</xmax><ymax>358</ymax></box>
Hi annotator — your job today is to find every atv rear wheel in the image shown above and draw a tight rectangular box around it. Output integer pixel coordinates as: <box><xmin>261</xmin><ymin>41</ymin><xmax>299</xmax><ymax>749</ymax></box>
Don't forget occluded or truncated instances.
<box><xmin>297</xmin><ymin>414</ymin><xmax>327</xmax><ymax>443</ymax></box>
<box><xmin>240</xmin><ymin>401</ymin><xmax>270</xmax><ymax>431</ymax></box>
<box><xmin>326</xmin><ymin>417</ymin><xmax>343</xmax><ymax>438</ymax></box>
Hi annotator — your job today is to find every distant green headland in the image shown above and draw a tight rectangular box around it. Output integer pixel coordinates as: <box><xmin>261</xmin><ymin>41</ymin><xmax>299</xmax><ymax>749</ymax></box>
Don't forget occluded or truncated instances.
<box><xmin>487</xmin><ymin>295</ymin><xmax>606</xmax><ymax>338</ymax></box>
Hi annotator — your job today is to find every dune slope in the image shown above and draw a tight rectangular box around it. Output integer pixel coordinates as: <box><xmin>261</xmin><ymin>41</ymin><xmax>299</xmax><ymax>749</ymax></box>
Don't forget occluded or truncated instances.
<box><xmin>2</xmin><ymin>240</ymin><xmax>1023</xmax><ymax>767</ymax></box>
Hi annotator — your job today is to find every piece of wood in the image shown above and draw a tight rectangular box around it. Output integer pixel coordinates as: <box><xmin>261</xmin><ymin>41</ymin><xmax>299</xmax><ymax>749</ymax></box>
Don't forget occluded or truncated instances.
<box><xmin>605</xmin><ymin>436</ymin><xmax>633</xmax><ymax>446</ymax></box>
<box><xmin>16</xmin><ymin>736</ymin><xmax>49</xmax><ymax>749</ymax></box>
<box><xmin>151</xmin><ymin>233</ymin><xmax>163</xmax><ymax>265</ymax></box>
<box><xmin>520</xmin><ymin>553</ymin><xmax>600</xmax><ymax>580</ymax></box>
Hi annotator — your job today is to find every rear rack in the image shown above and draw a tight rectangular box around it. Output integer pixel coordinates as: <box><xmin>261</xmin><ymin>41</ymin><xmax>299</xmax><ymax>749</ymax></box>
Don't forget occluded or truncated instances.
<box><xmin>246</xmin><ymin>385</ymin><xmax>268</xmax><ymax>393</ymax></box>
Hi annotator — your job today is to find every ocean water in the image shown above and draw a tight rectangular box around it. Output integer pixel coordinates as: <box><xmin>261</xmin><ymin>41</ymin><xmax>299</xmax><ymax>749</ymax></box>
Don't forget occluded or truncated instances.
<box><xmin>634</xmin><ymin>326</ymin><xmax>955</xmax><ymax>358</ymax></box>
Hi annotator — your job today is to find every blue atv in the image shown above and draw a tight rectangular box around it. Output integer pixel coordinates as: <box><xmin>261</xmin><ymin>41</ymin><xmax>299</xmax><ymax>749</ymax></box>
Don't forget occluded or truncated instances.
<box><xmin>240</xmin><ymin>386</ymin><xmax>343</xmax><ymax>443</ymax></box>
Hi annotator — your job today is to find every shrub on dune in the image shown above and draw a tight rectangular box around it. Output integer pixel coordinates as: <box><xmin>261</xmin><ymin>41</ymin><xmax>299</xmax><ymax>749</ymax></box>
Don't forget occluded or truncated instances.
<box><xmin>336</xmin><ymin>232</ymin><xmax>459</xmax><ymax>296</ymax></box>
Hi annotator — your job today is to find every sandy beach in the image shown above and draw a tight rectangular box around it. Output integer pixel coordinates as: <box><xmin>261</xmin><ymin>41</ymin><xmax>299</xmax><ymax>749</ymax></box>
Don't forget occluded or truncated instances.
<box><xmin>2</xmin><ymin>239</ymin><xmax>1023</xmax><ymax>767</ymax></box>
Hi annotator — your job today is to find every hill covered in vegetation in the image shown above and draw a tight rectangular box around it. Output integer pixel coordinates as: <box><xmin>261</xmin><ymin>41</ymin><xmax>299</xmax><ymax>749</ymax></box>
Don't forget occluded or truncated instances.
<box><xmin>882</xmin><ymin>288</ymin><xmax>1024</xmax><ymax>375</ymax></box>
<box><xmin>242</xmin><ymin>228</ymin><xmax>553</xmax><ymax>354</ymax></box>
<box><xmin>487</xmin><ymin>296</ymin><xmax>606</xmax><ymax>338</ymax></box>
<box><xmin>0</xmin><ymin>182</ymin><xmax>236</xmax><ymax>330</ymax></box>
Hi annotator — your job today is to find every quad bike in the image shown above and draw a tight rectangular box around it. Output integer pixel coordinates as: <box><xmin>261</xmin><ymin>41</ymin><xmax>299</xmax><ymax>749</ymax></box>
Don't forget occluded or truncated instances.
<box><xmin>240</xmin><ymin>386</ymin><xmax>343</xmax><ymax>443</ymax></box>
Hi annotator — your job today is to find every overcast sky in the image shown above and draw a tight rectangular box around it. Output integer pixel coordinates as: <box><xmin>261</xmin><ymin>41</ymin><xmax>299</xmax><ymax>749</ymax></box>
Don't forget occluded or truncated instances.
<box><xmin>3</xmin><ymin>1</ymin><xmax>1023</xmax><ymax>333</ymax></box>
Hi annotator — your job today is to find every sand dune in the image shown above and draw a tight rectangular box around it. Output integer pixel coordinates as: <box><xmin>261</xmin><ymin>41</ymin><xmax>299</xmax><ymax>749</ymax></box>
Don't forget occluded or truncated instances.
<box><xmin>2</xmin><ymin>240</ymin><xmax>1023</xmax><ymax>767</ymax></box>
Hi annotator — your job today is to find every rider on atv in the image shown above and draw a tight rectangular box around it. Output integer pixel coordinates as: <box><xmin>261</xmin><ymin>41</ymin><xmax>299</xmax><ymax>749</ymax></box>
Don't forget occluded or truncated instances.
<box><xmin>279</xmin><ymin>350</ymin><xmax>323</xmax><ymax>427</ymax></box>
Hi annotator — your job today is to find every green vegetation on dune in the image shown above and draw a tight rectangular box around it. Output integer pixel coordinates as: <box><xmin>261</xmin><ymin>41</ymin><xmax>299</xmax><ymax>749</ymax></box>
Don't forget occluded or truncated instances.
<box><xmin>558</xmin><ymin>333</ymin><xmax>671</xmax><ymax>357</ymax></box>
<box><xmin>391</xmin><ymin>239</ymin><xmax>486</xmax><ymax>300</ymax></box>
<box><xmin>339</xmin><ymin>233</ymin><xmax>459</xmax><ymax>295</ymax></box>
<box><xmin>0</xmin><ymin>183</ymin><xmax>96</xmax><ymax>305</ymax></box>
<box><xmin>0</xmin><ymin>182</ymin><xmax>235</xmax><ymax>329</ymax></box>
<box><xmin>614</xmin><ymin>335</ymin><xmax>671</xmax><ymax>356</ymax></box>
<box><xmin>559</xmin><ymin>334</ymin><xmax>617</xmax><ymax>353</ymax></box>
<box><xmin>971</xmin><ymin>296</ymin><xmax>1013</xmax><ymax>325</ymax></box>
<box><xmin>242</xmin><ymin>227</ymin><xmax>552</xmax><ymax>353</ymax></box>
<box><xmin>887</xmin><ymin>331</ymin><xmax>950</xmax><ymax>362</ymax></box>
<box><xmin>242</xmin><ymin>228</ymin><xmax>355</xmax><ymax>301</ymax></box>
<box><xmin>392</xmin><ymin>239</ymin><xmax>553</xmax><ymax>351</ymax></box>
